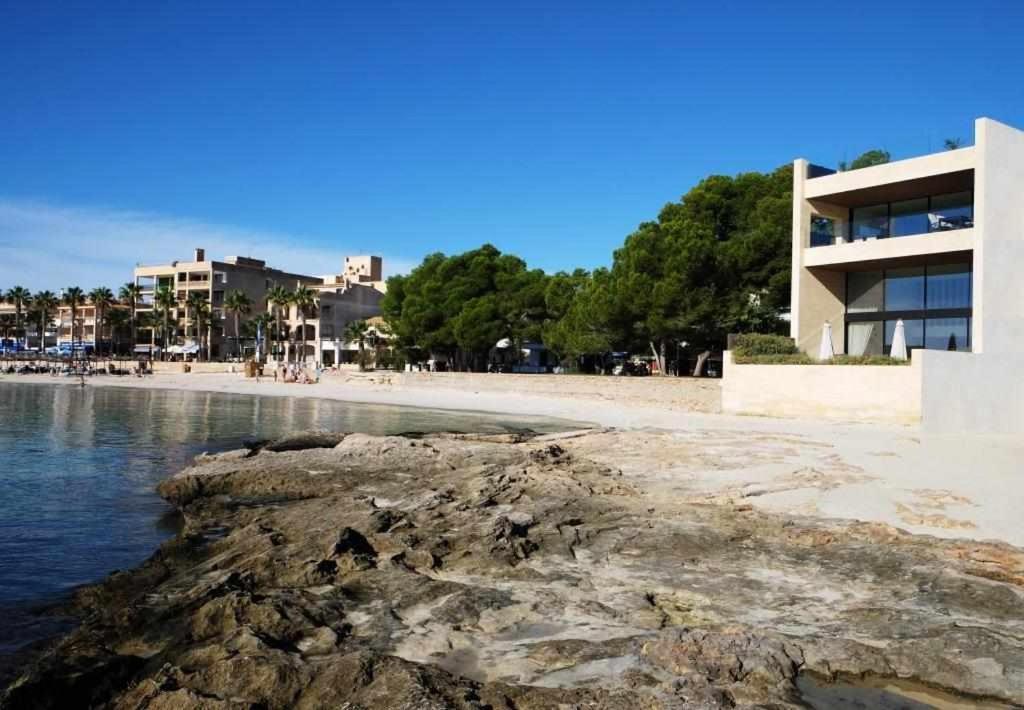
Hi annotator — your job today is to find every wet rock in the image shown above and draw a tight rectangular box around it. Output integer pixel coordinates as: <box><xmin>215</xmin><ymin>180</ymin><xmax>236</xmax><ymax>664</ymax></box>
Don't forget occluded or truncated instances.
<box><xmin>6</xmin><ymin>429</ymin><xmax>1024</xmax><ymax>709</ymax></box>
<box><xmin>262</xmin><ymin>431</ymin><xmax>347</xmax><ymax>452</ymax></box>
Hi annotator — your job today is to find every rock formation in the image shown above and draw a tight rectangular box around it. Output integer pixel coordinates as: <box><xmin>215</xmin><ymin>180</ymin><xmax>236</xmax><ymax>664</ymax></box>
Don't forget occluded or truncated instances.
<box><xmin>4</xmin><ymin>429</ymin><xmax>1023</xmax><ymax>708</ymax></box>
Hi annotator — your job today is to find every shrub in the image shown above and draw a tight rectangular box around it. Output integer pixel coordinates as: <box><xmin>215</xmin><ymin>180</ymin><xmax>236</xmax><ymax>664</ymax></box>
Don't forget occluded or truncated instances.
<box><xmin>732</xmin><ymin>352</ymin><xmax>910</xmax><ymax>366</ymax></box>
<box><xmin>732</xmin><ymin>352</ymin><xmax>814</xmax><ymax>365</ymax></box>
<box><xmin>732</xmin><ymin>333</ymin><xmax>798</xmax><ymax>357</ymax></box>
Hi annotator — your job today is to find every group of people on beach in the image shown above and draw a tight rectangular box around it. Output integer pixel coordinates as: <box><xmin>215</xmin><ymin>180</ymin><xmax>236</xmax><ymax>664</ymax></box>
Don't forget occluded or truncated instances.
<box><xmin>258</xmin><ymin>362</ymin><xmax>322</xmax><ymax>385</ymax></box>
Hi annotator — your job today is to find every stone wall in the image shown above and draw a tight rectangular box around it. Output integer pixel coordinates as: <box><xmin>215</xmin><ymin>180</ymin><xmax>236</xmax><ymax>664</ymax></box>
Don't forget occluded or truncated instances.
<box><xmin>721</xmin><ymin>351</ymin><xmax>922</xmax><ymax>424</ymax></box>
<box><xmin>388</xmin><ymin>371</ymin><xmax>722</xmax><ymax>413</ymax></box>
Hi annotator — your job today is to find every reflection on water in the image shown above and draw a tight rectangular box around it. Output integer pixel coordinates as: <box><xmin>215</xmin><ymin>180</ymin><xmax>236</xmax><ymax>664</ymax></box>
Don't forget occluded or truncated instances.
<box><xmin>0</xmin><ymin>381</ymin><xmax>582</xmax><ymax>657</ymax></box>
<box><xmin>796</xmin><ymin>672</ymin><xmax>1014</xmax><ymax>710</ymax></box>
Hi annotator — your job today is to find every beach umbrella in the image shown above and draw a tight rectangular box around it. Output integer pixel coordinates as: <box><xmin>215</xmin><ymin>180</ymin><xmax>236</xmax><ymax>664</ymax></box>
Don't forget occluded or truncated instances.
<box><xmin>817</xmin><ymin>321</ymin><xmax>834</xmax><ymax>361</ymax></box>
<box><xmin>890</xmin><ymin>319</ymin><xmax>908</xmax><ymax>361</ymax></box>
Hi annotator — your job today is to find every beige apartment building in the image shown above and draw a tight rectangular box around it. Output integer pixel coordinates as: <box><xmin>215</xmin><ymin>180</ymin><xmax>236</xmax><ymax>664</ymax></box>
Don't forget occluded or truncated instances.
<box><xmin>281</xmin><ymin>256</ymin><xmax>388</xmax><ymax>366</ymax></box>
<box><xmin>132</xmin><ymin>250</ymin><xmax>387</xmax><ymax>362</ymax></box>
<box><xmin>56</xmin><ymin>301</ymin><xmax>129</xmax><ymax>349</ymax></box>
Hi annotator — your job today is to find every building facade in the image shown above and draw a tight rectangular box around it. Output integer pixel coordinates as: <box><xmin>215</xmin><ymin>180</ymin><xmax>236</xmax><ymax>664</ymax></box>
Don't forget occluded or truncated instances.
<box><xmin>133</xmin><ymin>249</ymin><xmax>388</xmax><ymax>363</ymax></box>
<box><xmin>132</xmin><ymin>249</ymin><xmax>322</xmax><ymax>359</ymax></box>
<box><xmin>281</xmin><ymin>255</ymin><xmax>388</xmax><ymax>366</ymax></box>
<box><xmin>791</xmin><ymin>117</ymin><xmax>1024</xmax><ymax>358</ymax></box>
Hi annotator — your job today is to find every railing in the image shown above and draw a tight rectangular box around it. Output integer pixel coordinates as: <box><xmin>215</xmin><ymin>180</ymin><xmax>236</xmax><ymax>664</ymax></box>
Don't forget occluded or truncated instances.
<box><xmin>810</xmin><ymin>192</ymin><xmax>974</xmax><ymax>247</ymax></box>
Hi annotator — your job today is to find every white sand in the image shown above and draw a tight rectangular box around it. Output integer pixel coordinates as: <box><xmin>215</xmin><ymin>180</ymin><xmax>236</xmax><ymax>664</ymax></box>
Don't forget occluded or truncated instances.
<box><xmin>5</xmin><ymin>371</ymin><xmax>1023</xmax><ymax>547</ymax></box>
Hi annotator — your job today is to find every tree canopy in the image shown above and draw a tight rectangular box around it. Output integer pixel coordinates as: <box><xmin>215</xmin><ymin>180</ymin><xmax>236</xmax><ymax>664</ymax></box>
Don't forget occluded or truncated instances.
<box><xmin>384</xmin><ymin>163</ymin><xmax>795</xmax><ymax>370</ymax></box>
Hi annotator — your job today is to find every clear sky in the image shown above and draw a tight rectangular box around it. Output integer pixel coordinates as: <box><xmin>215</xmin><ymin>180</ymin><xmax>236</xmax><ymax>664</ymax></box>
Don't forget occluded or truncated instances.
<box><xmin>2</xmin><ymin>1</ymin><xmax>1023</xmax><ymax>289</ymax></box>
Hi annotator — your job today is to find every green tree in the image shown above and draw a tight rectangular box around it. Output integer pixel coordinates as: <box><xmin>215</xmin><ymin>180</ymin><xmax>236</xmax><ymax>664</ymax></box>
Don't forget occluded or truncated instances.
<box><xmin>382</xmin><ymin>244</ymin><xmax>552</xmax><ymax>371</ymax></box>
<box><xmin>153</xmin><ymin>285</ymin><xmax>176</xmax><ymax>356</ymax></box>
<box><xmin>944</xmin><ymin>137</ymin><xmax>963</xmax><ymax>150</ymax></box>
<box><xmin>105</xmin><ymin>308</ymin><xmax>131</xmax><ymax>356</ymax></box>
<box><xmin>89</xmin><ymin>286</ymin><xmax>114</xmax><ymax>354</ymax></box>
<box><xmin>4</xmin><ymin>286</ymin><xmax>31</xmax><ymax>347</ymax></box>
<box><xmin>839</xmin><ymin>149</ymin><xmax>890</xmax><ymax>171</ymax></box>
<box><xmin>343</xmin><ymin>319</ymin><xmax>370</xmax><ymax>370</ymax></box>
<box><xmin>62</xmin><ymin>287</ymin><xmax>85</xmax><ymax>352</ymax></box>
<box><xmin>119</xmin><ymin>282</ymin><xmax>143</xmax><ymax>349</ymax></box>
<box><xmin>290</xmin><ymin>284</ymin><xmax>317</xmax><ymax>363</ymax></box>
<box><xmin>266</xmin><ymin>284</ymin><xmax>292</xmax><ymax>362</ymax></box>
<box><xmin>32</xmin><ymin>290</ymin><xmax>58</xmax><ymax>352</ymax></box>
<box><xmin>185</xmin><ymin>291</ymin><xmax>209</xmax><ymax>360</ymax></box>
<box><xmin>224</xmin><ymin>289</ymin><xmax>252</xmax><ymax>360</ymax></box>
<box><xmin>249</xmin><ymin>311</ymin><xmax>274</xmax><ymax>361</ymax></box>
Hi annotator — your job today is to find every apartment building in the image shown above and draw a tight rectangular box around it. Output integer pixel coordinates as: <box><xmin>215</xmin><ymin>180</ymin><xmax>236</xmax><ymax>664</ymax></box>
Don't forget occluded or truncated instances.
<box><xmin>132</xmin><ymin>249</ymin><xmax>322</xmax><ymax>359</ymax></box>
<box><xmin>281</xmin><ymin>255</ymin><xmax>388</xmax><ymax>366</ymax></box>
<box><xmin>133</xmin><ymin>250</ymin><xmax>388</xmax><ymax>363</ymax></box>
<box><xmin>56</xmin><ymin>301</ymin><xmax>129</xmax><ymax>349</ymax></box>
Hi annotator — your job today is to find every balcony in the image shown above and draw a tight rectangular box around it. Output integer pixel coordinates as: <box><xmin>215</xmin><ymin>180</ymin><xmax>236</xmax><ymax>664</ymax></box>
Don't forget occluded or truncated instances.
<box><xmin>810</xmin><ymin>191</ymin><xmax>973</xmax><ymax>248</ymax></box>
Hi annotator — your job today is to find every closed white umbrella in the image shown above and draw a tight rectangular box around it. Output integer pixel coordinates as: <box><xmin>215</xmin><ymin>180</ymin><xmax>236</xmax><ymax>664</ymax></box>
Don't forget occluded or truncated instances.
<box><xmin>890</xmin><ymin>319</ymin><xmax>908</xmax><ymax>361</ymax></box>
<box><xmin>817</xmin><ymin>321</ymin><xmax>835</xmax><ymax>361</ymax></box>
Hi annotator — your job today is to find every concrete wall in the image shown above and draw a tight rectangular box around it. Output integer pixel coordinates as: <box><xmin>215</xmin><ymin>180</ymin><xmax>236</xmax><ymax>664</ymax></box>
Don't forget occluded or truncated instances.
<box><xmin>919</xmin><ymin>350</ymin><xmax>1024</xmax><ymax>434</ymax></box>
<box><xmin>150</xmin><ymin>361</ymin><xmax>239</xmax><ymax>374</ymax></box>
<box><xmin>353</xmin><ymin>371</ymin><xmax>724</xmax><ymax>414</ymax></box>
<box><xmin>721</xmin><ymin>352</ymin><xmax>922</xmax><ymax>424</ymax></box>
<box><xmin>974</xmin><ymin>117</ymin><xmax>1024</xmax><ymax>354</ymax></box>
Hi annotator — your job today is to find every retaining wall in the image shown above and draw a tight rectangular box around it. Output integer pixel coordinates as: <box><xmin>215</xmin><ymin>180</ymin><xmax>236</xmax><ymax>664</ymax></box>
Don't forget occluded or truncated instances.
<box><xmin>721</xmin><ymin>351</ymin><xmax>922</xmax><ymax>424</ymax></box>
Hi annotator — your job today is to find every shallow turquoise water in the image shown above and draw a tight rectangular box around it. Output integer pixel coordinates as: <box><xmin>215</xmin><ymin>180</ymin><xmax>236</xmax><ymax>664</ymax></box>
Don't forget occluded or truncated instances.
<box><xmin>0</xmin><ymin>381</ymin><xmax>579</xmax><ymax>656</ymax></box>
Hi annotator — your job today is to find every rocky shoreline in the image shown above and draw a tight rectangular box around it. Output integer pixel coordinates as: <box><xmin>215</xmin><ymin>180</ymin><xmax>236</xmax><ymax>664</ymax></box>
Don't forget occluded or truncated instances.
<box><xmin>3</xmin><ymin>429</ymin><xmax>1023</xmax><ymax>708</ymax></box>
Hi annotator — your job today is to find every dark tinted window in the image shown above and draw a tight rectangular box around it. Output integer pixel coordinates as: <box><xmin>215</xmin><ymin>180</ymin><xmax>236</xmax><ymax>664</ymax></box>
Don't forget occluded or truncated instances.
<box><xmin>885</xmin><ymin>267</ymin><xmax>925</xmax><ymax>311</ymax></box>
<box><xmin>927</xmin><ymin>264</ymin><xmax>971</xmax><ymax>309</ymax></box>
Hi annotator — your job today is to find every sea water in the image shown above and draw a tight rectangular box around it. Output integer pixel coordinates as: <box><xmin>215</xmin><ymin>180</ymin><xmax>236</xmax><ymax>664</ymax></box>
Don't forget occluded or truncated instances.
<box><xmin>0</xmin><ymin>381</ymin><xmax>580</xmax><ymax>662</ymax></box>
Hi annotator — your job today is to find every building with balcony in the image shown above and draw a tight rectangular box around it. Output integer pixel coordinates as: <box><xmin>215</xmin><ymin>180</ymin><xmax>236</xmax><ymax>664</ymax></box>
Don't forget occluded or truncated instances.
<box><xmin>281</xmin><ymin>255</ymin><xmax>388</xmax><ymax>366</ymax></box>
<box><xmin>775</xmin><ymin>116</ymin><xmax>1024</xmax><ymax>433</ymax></box>
<box><xmin>792</xmin><ymin>117</ymin><xmax>1024</xmax><ymax>359</ymax></box>
<box><xmin>133</xmin><ymin>249</ymin><xmax>389</xmax><ymax>363</ymax></box>
<box><xmin>132</xmin><ymin>248</ymin><xmax>323</xmax><ymax>359</ymax></box>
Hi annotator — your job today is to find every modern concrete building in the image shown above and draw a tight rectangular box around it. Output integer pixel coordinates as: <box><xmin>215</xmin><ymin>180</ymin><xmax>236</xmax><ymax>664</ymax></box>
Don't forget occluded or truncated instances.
<box><xmin>791</xmin><ymin>116</ymin><xmax>1024</xmax><ymax>358</ymax></box>
<box><xmin>760</xmin><ymin>116</ymin><xmax>1024</xmax><ymax>433</ymax></box>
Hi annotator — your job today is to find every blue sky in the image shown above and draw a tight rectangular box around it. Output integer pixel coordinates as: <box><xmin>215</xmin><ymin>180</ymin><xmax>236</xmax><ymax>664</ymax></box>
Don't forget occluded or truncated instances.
<box><xmin>2</xmin><ymin>0</ymin><xmax>1023</xmax><ymax>289</ymax></box>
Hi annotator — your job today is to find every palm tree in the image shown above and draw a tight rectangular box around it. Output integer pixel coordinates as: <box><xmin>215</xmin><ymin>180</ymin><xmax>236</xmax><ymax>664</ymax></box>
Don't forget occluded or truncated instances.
<box><xmin>266</xmin><ymin>285</ymin><xmax>291</xmax><ymax>363</ymax></box>
<box><xmin>193</xmin><ymin>298</ymin><xmax>211</xmax><ymax>361</ymax></box>
<box><xmin>291</xmin><ymin>284</ymin><xmax>317</xmax><ymax>363</ymax></box>
<box><xmin>119</xmin><ymin>282</ymin><xmax>143</xmax><ymax>349</ymax></box>
<box><xmin>5</xmin><ymin>286</ymin><xmax>31</xmax><ymax>347</ymax></box>
<box><xmin>249</xmin><ymin>312</ymin><xmax>274</xmax><ymax>362</ymax></box>
<box><xmin>33</xmin><ymin>291</ymin><xmax>58</xmax><ymax>352</ymax></box>
<box><xmin>186</xmin><ymin>291</ymin><xmax>209</xmax><ymax>361</ymax></box>
<box><xmin>344</xmin><ymin>319</ymin><xmax>370</xmax><ymax>371</ymax></box>
<box><xmin>105</xmin><ymin>308</ymin><xmax>131</xmax><ymax>357</ymax></box>
<box><xmin>153</xmin><ymin>285</ymin><xmax>176</xmax><ymax>356</ymax></box>
<box><xmin>88</xmin><ymin>287</ymin><xmax>114</xmax><ymax>355</ymax></box>
<box><xmin>62</xmin><ymin>287</ymin><xmax>85</xmax><ymax>354</ymax></box>
<box><xmin>223</xmin><ymin>290</ymin><xmax>252</xmax><ymax>360</ymax></box>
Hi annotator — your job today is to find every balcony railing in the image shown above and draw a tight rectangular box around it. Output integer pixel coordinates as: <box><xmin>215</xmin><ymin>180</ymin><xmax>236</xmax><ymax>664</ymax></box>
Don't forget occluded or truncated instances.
<box><xmin>810</xmin><ymin>191</ymin><xmax>973</xmax><ymax>247</ymax></box>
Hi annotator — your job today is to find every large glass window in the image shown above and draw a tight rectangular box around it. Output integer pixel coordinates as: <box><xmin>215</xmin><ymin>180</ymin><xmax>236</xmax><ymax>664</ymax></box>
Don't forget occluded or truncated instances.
<box><xmin>890</xmin><ymin>198</ymin><xmax>929</xmax><ymax>237</ymax></box>
<box><xmin>930</xmin><ymin>192</ymin><xmax>973</xmax><ymax>231</ymax></box>
<box><xmin>884</xmin><ymin>267</ymin><xmax>925</xmax><ymax>311</ymax></box>
<box><xmin>926</xmin><ymin>263</ymin><xmax>971</xmax><ymax>309</ymax></box>
<box><xmin>847</xmin><ymin>321</ymin><xmax>883</xmax><ymax>356</ymax></box>
<box><xmin>885</xmin><ymin>319</ymin><xmax>924</xmax><ymax>352</ymax></box>
<box><xmin>846</xmin><ymin>271</ymin><xmax>884</xmax><ymax>313</ymax></box>
<box><xmin>852</xmin><ymin>204</ymin><xmax>888</xmax><ymax>240</ymax></box>
<box><xmin>810</xmin><ymin>216</ymin><xmax>835</xmax><ymax>247</ymax></box>
<box><xmin>925</xmin><ymin>317</ymin><xmax>970</xmax><ymax>351</ymax></box>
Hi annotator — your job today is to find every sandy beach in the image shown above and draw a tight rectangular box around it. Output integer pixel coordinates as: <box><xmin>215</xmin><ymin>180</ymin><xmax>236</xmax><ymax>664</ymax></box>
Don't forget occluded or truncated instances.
<box><xmin>5</xmin><ymin>370</ymin><xmax>1022</xmax><ymax>547</ymax></box>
